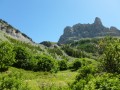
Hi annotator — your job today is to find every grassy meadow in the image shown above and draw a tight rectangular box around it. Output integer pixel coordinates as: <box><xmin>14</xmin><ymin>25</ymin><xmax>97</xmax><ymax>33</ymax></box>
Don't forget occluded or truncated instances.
<box><xmin>1</xmin><ymin>67</ymin><xmax>78</xmax><ymax>90</ymax></box>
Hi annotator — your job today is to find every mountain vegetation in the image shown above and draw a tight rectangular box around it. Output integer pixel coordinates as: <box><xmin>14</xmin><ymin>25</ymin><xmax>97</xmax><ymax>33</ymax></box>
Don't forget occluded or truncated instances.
<box><xmin>0</xmin><ymin>18</ymin><xmax>120</xmax><ymax>90</ymax></box>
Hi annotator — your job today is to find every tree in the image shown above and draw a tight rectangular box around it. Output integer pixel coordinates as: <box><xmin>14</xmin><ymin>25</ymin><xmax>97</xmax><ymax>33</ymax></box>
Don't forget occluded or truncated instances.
<box><xmin>40</xmin><ymin>41</ymin><xmax>52</xmax><ymax>47</ymax></box>
<box><xmin>36</xmin><ymin>55</ymin><xmax>58</xmax><ymax>72</ymax></box>
<box><xmin>71</xmin><ymin>59</ymin><xmax>82</xmax><ymax>71</ymax></box>
<box><xmin>101</xmin><ymin>37</ymin><xmax>120</xmax><ymax>73</ymax></box>
<box><xmin>58</xmin><ymin>60</ymin><xmax>67</xmax><ymax>70</ymax></box>
<box><xmin>13</xmin><ymin>46</ymin><xmax>32</xmax><ymax>70</ymax></box>
<box><xmin>0</xmin><ymin>42</ymin><xmax>15</xmax><ymax>72</ymax></box>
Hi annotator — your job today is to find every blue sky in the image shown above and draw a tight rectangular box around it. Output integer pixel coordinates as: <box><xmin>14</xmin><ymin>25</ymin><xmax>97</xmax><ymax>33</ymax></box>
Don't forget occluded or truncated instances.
<box><xmin>0</xmin><ymin>0</ymin><xmax>120</xmax><ymax>43</ymax></box>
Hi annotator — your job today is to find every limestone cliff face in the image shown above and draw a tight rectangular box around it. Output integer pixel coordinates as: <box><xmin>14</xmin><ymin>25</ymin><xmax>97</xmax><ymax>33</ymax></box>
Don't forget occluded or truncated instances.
<box><xmin>58</xmin><ymin>17</ymin><xmax>120</xmax><ymax>44</ymax></box>
<box><xmin>0</xmin><ymin>19</ymin><xmax>33</xmax><ymax>43</ymax></box>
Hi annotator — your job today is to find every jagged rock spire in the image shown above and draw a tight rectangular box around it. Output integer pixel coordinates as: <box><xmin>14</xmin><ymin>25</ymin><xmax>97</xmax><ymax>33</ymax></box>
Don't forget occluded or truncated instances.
<box><xmin>58</xmin><ymin>17</ymin><xmax>120</xmax><ymax>44</ymax></box>
<box><xmin>94</xmin><ymin>17</ymin><xmax>102</xmax><ymax>25</ymax></box>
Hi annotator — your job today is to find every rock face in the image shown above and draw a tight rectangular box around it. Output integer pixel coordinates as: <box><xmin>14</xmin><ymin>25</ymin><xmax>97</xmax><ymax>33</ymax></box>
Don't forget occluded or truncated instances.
<box><xmin>58</xmin><ymin>17</ymin><xmax>120</xmax><ymax>44</ymax></box>
<box><xmin>0</xmin><ymin>19</ymin><xmax>33</xmax><ymax>43</ymax></box>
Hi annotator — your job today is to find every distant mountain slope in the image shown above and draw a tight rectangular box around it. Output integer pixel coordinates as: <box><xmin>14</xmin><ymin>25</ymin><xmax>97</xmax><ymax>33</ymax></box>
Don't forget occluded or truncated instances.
<box><xmin>0</xmin><ymin>19</ymin><xmax>33</xmax><ymax>43</ymax></box>
<box><xmin>58</xmin><ymin>17</ymin><xmax>120</xmax><ymax>44</ymax></box>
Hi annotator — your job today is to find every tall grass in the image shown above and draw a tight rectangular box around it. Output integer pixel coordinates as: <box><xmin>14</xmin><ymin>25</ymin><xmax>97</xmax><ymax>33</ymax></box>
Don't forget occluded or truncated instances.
<box><xmin>0</xmin><ymin>67</ymin><xmax>77</xmax><ymax>90</ymax></box>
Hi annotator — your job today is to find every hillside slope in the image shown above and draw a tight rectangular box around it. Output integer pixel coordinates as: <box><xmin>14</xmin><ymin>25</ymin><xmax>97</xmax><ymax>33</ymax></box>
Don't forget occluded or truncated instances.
<box><xmin>0</xmin><ymin>19</ymin><xmax>33</xmax><ymax>43</ymax></box>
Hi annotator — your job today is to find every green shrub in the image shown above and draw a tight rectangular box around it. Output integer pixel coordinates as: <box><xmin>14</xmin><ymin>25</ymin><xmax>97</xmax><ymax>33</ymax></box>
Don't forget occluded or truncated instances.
<box><xmin>48</xmin><ymin>48</ymin><xmax>63</xmax><ymax>56</ymax></box>
<box><xmin>0</xmin><ymin>71</ymin><xmax>30</xmax><ymax>90</ymax></box>
<box><xmin>13</xmin><ymin>46</ymin><xmax>32</xmax><ymax>70</ymax></box>
<box><xmin>72</xmin><ymin>73</ymin><xmax>120</xmax><ymax>90</ymax></box>
<box><xmin>78</xmin><ymin>43</ymin><xmax>97</xmax><ymax>53</ymax></box>
<box><xmin>70</xmin><ymin>59</ymin><xmax>82</xmax><ymax>71</ymax></box>
<box><xmin>71</xmin><ymin>64</ymin><xmax>98</xmax><ymax>89</ymax></box>
<box><xmin>80</xmin><ymin>58</ymin><xmax>98</xmax><ymax>67</ymax></box>
<box><xmin>76</xmin><ymin>65</ymin><xmax>98</xmax><ymax>80</ymax></box>
<box><xmin>36</xmin><ymin>55</ymin><xmax>59</xmax><ymax>73</ymax></box>
<box><xmin>101</xmin><ymin>37</ymin><xmax>120</xmax><ymax>73</ymax></box>
<box><xmin>62</xmin><ymin>45</ymin><xmax>83</xmax><ymax>58</ymax></box>
<box><xmin>0</xmin><ymin>41</ymin><xmax>15</xmax><ymax>72</ymax></box>
<box><xmin>40</xmin><ymin>41</ymin><xmax>52</xmax><ymax>47</ymax></box>
<box><xmin>58</xmin><ymin>60</ymin><xmax>68</xmax><ymax>70</ymax></box>
<box><xmin>85</xmin><ymin>73</ymin><xmax>120</xmax><ymax>90</ymax></box>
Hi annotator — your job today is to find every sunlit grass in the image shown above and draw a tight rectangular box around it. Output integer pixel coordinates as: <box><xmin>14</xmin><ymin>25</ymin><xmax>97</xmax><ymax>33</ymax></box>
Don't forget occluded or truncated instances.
<box><xmin>1</xmin><ymin>67</ymin><xmax>78</xmax><ymax>90</ymax></box>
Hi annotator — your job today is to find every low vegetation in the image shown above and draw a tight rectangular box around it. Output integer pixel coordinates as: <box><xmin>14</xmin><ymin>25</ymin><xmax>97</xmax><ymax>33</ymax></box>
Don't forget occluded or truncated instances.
<box><xmin>0</xmin><ymin>67</ymin><xmax>78</xmax><ymax>90</ymax></box>
<box><xmin>0</xmin><ymin>36</ymin><xmax>120</xmax><ymax>90</ymax></box>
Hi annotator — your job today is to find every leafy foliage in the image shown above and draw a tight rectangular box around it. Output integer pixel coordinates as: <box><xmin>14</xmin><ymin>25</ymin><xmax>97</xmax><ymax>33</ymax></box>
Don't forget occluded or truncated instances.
<box><xmin>40</xmin><ymin>41</ymin><xmax>52</xmax><ymax>47</ymax></box>
<box><xmin>0</xmin><ymin>41</ymin><xmax>15</xmax><ymax>72</ymax></box>
<box><xmin>70</xmin><ymin>59</ymin><xmax>82</xmax><ymax>71</ymax></box>
<box><xmin>85</xmin><ymin>73</ymin><xmax>120</xmax><ymax>90</ymax></box>
<box><xmin>72</xmin><ymin>72</ymin><xmax>120</xmax><ymax>90</ymax></box>
<box><xmin>1</xmin><ymin>35</ymin><xmax>120</xmax><ymax>90</ymax></box>
<box><xmin>36</xmin><ymin>55</ymin><xmax>59</xmax><ymax>73</ymax></box>
<box><xmin>71</xmin><ymin>39</ymin><xmax>98</xmax><ymax>53</ymax></box>
<box><xmin>0</xmin><ymin>71</ymin><xmax>30</xmax><ymax>90</ymax></box>
<box><xmin>58</xmin><ymin>60</ymin><xmax>68</xmax><ymax>70</ymax></box>
<box><xmin>71</xmin><ymin>58</ymin><xmax>99</xmax><ymax>90</ymax></box>
<box><xmin>13</xmin><ymin>46</ymin><xmax>33</xmax><ymax>70</ymax></box>
<box><xmin>101</xmin><ymin>37</ymin><xmax>120</xmax><ymax>73</ymax></box>
<box><xmin>62</xmin><ymin>45</ymin><xmax>84</xmax><ymax>58</ymax></box>
<box><xmin>48</xmin><ymin>48</ymin><xmax>63</xmax><ymax>56</ymax></box>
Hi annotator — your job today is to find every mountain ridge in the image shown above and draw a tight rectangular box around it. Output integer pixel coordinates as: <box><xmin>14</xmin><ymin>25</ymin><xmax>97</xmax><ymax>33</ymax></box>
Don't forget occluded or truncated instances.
<box><xmin>58</xmin><ymin>17</ymin><xmax>120</xmax><ymax>44</ymax></box>
<box><xmin>0</xmin><ymin>19</ymin><xmax>33</xmax><ymax>43</ymax></box>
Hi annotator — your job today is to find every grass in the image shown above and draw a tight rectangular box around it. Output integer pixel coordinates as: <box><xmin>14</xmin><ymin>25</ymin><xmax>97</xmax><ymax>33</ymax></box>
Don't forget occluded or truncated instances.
<box><xmin>1</xmin><ymin>67</ymin><xmax>78</xmax><ymax>90</ymax></box>
<box><xmin>0</xmin><ymin>31</ymin><xmax>9</xmax><ymax>41</ymax></box>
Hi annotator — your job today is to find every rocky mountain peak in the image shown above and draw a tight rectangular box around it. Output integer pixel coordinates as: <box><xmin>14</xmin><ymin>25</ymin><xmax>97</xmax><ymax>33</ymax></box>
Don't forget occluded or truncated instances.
<box><xmin>94</xmin><ymin>17</ymin><xmax>102</xmax><ymax>25</ymax></box>
<box><xmin>58</xmin><ymin>17</ymin><xmax>120</xmax><ymax>44</ymax></box>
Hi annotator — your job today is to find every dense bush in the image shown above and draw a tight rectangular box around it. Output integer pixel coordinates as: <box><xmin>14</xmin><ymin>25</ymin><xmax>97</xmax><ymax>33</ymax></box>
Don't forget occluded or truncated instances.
<box><xmin>0</xmin><ymin>71</ymin><xmax>30</xmax><ymax>90</ymax></box>
<box><xmin>68</xmin><ymin>58</ymin><xmax>97</xmax><ymax>70</ymax></box>
<box><xmin>40</xmin><ymin>41</ymin><xmax>52</xmax><ymax>47</ymax></box>
<box><xmin>72</xmin><ymin>73</ymin><xmax>120</xmax><ymax>90</ymax></box>
<box><xmin>71</xmin><ymin>65</ymin><xmax>99</xmax><ymax>90</ymax></box>
<box><xmin>62</xmin><ymin>45</ymin><xmax>83</xmax><ymax>58</ymax></box>
<box><xmin>71</xmin><ymin>58</ymin><xmax>99</xmax><ymax>89</ymax></box>
<box><xmin>58</xmin><ymin>60</ymin><xmax>68</xmax><ymax>70</ymax></box>
<box><xmin>13</xmin><ymin>46</ymin><xmax>33</xmax><ymax>70</ymax></box>
<box><xmin>36</xmin><ymin>55</ymin><xmax>59</xmax><ymax>73</ymax></box>
<box><xmin>78</xmin><ymin>43</ymin><xmax>97</xmax><ymax>53</ymax></box>
<box><xmin>13</xmin><ymin>45</ymin><xmax>60</xmax><ymax>72</ymax></box>
<box><xmin>48</xmin><ymin>48</ymin><xmax>63</xmax><ymax>56</ymax></box>
<box><xmin>84</xmin><ymin>73</ymin><xmax>120</xmax><ymax>90</ymax></box>
<box><xmin>76</xmin><ymin>64</ymin><xmax>98</xmax><ymax>80</ymax></box>
<box><xmin>70</xmin><ymin>39</ymin><xmax>98</xmax><ymax>54</ymax></box>
<box><xmin>70</xmin><ymin>59</ymin><xmax>82</xmax><ymax>71</ymax></box>
<box><xmin>101</xmin><ymin>37</ymin><xmax>120</xmax><ymax>73</ymax></box>
<box><xmin>0</xmin><ymin>41</ymin><xmax>15</xmax><ymax>72</ymax></box>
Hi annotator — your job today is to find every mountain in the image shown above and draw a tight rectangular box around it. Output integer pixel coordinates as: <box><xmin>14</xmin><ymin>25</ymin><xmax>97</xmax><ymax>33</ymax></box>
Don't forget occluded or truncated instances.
<box><xmin>0</xmin><ymin>19</ymin><xmax>33</xmax><ymax>43</ymax></box>
<box><xmin>58</xmin><ymin>17</ymin><xmax>120</xmax><ymax>44</ymax></box>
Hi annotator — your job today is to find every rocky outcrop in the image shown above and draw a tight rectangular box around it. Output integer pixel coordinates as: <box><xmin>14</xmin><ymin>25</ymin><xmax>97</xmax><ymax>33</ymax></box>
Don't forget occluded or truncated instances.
<box><xmin>58</xmin><ymin>17</ymin><xmax>120</xmax><ymax>44</ymax></box>
<box><xmin>0</xmin><ymin>19</ymin><xmax>33</xmax><ymax>43</ymax></box>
